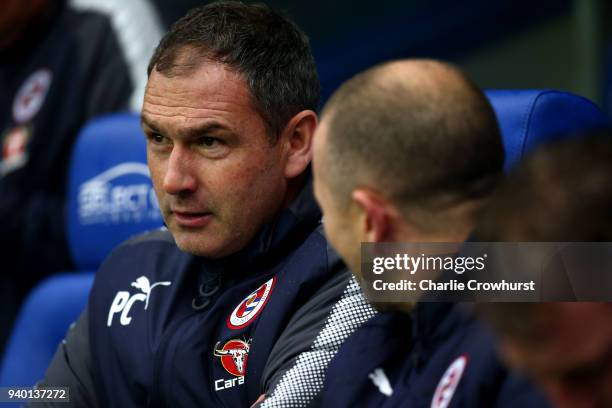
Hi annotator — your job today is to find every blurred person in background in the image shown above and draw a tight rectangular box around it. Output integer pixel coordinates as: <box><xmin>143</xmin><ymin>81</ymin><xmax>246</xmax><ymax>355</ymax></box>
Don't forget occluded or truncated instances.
<box><xmin>0</xmin><ymin>0</ymin><xmax>162</xmax><ymax>351</ymax></box>
<box><xmin>33</xmin><ymin>3</ymin><xmax>374</xmax><ymax>407</ymax></box>
<box><xmin>477</xmin><ymin>134</ymin><xmax>612</xmax><ymax>408</ymax></box>
<box><xmin>312</xmin><ymin>59</ymin><xmax>550</xmax><ymax>407</ymax></box>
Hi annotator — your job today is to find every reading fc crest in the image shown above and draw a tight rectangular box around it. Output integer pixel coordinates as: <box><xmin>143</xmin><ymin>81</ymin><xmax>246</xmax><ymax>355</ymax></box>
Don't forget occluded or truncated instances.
<box><xmin>431</xmin><ymin>354</ymin><xmax>468</xmax><ymax>408</ymax></box>
<box><xmin>227</xmin><ymin>277</ymin><xmax>275</xmax><ymax>330</ymax></box>
<box><xmin>13</xmin><ymin>69</ymin><xmax>52</xmax><ymax>123</ymax></box>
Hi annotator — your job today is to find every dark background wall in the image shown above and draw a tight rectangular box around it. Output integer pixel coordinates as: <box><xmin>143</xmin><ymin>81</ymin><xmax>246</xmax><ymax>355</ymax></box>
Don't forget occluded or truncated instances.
<box><xmin>151</xmin><ymin>0</ymin><xmax>612</xmax><ymax>117</ymax></box>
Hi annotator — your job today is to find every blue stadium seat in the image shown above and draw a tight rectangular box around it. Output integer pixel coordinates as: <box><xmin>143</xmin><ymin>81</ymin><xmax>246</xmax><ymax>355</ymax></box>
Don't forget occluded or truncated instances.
<box><xmin>485</xmin><ymin>89</ymin><xmax>608</xmax><ymax>170</ymax></box>
<box><xmin>0</xmin><ymin>113</ymin><xmax>163</xmax><ymax>388</ymax></box>
<box><xmin>66</xmin><ymin>113</ymin><xmax>164</xmax><ymax>270</ymax></box>
<box><xmin>0</xmin><ymin>274</ymin><xmax>94</xmax><ymax>390</ymax></box>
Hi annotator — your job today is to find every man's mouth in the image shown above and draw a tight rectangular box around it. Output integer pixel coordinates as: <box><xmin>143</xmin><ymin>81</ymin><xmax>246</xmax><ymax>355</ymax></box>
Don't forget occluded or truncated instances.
<box><xmin>172</xmin><ymin>211</ymin><xmax>213</xmax><ymax>228</ymax></box>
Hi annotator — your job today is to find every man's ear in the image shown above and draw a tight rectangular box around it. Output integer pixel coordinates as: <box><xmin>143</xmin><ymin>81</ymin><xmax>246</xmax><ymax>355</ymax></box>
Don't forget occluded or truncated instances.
<box><xmin>352</xmin><ymin>189</ymin><xmax>395</xmax><ymax>242</ymax></box>
<box><xmin>281</xmin><ymin>110</ymin><xmax>317</xmax><ymax>178</ymax></box>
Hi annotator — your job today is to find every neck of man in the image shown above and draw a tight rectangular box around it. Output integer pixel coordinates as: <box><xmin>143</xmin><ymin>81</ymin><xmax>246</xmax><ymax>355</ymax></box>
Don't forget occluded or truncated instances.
<box><xmin>385</xmin><ymin>199</ymin><xmax>483</xmax><ymax>315</ymax></box>
<box><xmin>281</xmin><ymin>171</ymin><xmax>309</xmax><ymax>208</ymax></box>
<box><xmin>399</xmin><ymin>196</ymin><xmax>487</xmax><ymax>243</ymax></box>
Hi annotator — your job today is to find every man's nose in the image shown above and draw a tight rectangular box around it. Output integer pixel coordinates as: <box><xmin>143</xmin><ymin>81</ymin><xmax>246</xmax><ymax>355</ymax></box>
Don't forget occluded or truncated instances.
<box><xmin>162</xmin><ymin>146</ymin><xmax>198</xmax><ymax>195</ymax></box>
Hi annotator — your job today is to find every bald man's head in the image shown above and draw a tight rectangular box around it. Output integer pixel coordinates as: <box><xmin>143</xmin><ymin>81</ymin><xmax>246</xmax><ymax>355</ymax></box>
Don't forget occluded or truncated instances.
<box><xmin>316</xmin><ymin>59</ymin><xmax>503</xmax><ymax>234</ymax></box>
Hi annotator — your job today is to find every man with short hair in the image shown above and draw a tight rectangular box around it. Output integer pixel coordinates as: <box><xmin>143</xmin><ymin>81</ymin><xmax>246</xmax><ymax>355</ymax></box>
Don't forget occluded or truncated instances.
<box><xmin>36</xmin><ymin>2</ymin><xmax>374</xmax><ymax>406</ymax></box>
<box><xmin>314</xmin><ymin>59</ymin><xmax>501</xmax><ymax>277</ymax></box>
<box><xmin>476</xmin><ymin>134</ymin><xmax>612</xmax><ymax>408</ymax></box>
<box><xmin>312</xmin><ymin>59</ymin><xmax>549</xmax><ymax>406</ymax></box>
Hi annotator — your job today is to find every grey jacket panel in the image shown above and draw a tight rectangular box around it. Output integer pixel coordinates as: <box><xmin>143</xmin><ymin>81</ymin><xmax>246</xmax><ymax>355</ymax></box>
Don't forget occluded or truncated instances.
<box><xmin>29</xmin><ymin>308</ymin><xmax>97</xmax><ymax>408</ymax></box>
<box><xmin>259</xmin><ymin>247</ymin><xmax>377</xmax><ymax>407</ymax></box>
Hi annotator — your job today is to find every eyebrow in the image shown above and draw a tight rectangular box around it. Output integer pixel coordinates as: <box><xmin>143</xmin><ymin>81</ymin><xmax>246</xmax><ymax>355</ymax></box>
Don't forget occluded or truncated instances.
<box><xmin>140</xmin><ymin>114</ymin><xmax>161</xmax><ymax>133</ymax></box>
<box><xmin>141</xmin><ymin>114</ymin><xmax>229</xmax><ymax>138</ymax></box>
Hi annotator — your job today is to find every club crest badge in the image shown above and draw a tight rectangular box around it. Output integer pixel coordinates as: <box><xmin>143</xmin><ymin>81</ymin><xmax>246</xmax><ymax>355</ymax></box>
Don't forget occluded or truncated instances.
<box><xmin>214</xmin><ymin>339</ymin><xmax>251</xmax><ymax>377</ymax></box>
<box><xmin>13</xmin><ymin>69</ymin><xmax>52</xmax><ymax>123</ymax></box>
<box><xmin>227</xmin><ymin>277</ymin><xmax>275</xmax><ymax>330</ymax></box>
<box><xmin>431</xmin><ymin>355</ymin><xmax>468</xmax><ymax>408</ymax></box>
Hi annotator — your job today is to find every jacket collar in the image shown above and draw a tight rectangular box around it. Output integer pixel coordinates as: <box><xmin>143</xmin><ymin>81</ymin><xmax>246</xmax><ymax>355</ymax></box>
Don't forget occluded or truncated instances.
<box><xmin>411</xmin><ymin>234</ymin><xmax>478</xmax><ymax>343</ymax></box>
<box><xmin>201</xmin><ymin>171</ymin><xmax>321</xmax><ymax>272</ymax></box>
<box><xmin>191</xmin><ymin>171</ymin><xmax>320</xmax><ymax>309</ymax></box>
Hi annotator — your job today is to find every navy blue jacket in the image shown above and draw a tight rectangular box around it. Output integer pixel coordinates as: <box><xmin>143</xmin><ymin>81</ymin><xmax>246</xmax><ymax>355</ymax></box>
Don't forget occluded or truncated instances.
<box><xmin>320</xmin><ymin>302</ymin><xmax>551</xmax><ymax>407</ymax></box>
<box><xmin>37</xmin><ymin>182</ymin><xmax>376</xmax><ymax>407</ymax></box>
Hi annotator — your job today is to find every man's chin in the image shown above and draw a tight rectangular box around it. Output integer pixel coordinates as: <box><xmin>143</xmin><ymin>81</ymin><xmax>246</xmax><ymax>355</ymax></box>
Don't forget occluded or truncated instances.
<box><xmin>172</xmin><ymin>233</ymin><xmax>222</xmax><ymax>258</ymax></box>
<box><xmin>352</xmin><ymin>275</ymin><xmax>416</xmax><ymax>314</ymax></box>
<box><xmin>172</xmin><ymin>231</ymin><xmax>248</xmax><ymax>259</ymax></box>
<box><xmin>179</xmin><ymin>245</ymin><xmax>224</xmax><ymax>259</ymax></box>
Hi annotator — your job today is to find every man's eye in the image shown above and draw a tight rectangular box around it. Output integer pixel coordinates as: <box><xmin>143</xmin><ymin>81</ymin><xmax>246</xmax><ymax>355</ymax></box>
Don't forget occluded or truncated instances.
<box><xmin>198</xmin><ymin>137</ymin><xmax>219</xmax><ymax>147</ymax></box>
<box><xmin>150</xmin><ymin>133</ymin><xmax>166</xmax><ymax>144</ymax></box>
<box><xmin>195</xmin><ymin>136</ymin><xmax>229</xmax><ymax>158</ymax></box>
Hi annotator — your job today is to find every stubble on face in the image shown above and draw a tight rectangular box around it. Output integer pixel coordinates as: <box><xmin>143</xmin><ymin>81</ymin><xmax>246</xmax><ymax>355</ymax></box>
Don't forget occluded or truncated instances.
<box><xmin>142</xmin><ymin>60</ymin><xmax>288</xmax><ymax>258</ymax></box>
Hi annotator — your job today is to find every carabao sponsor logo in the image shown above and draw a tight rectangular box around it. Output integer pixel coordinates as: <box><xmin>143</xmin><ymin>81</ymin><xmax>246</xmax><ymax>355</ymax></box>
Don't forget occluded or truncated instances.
<box><xmin>0</xmin><ymin>125</ymin><xmax>31</xmax><ymax>177</ymax></box>
<box><xmin>214</xmin><ymin>376</ymin><xmax>245</xmax><ymax>391</ymax></box>
<box><xmin>214</xmin><ymin>339</ymin><xmax>251</xmax><ymax>377</ymax></box>
<box><xmin>213</xmin><ymin>338</ymin><xmax>251</xmax><ymax>392</ymax></box>
<box><xmin>78</xmin><ymin>163</ymin><xmax>161</xmax><ymax>225</ymax></box>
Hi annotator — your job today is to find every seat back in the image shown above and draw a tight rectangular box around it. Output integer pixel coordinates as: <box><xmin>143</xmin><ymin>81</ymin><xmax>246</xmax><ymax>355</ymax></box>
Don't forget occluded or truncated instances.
<box><xmin>485</xmin><ymin>89</ymin><xmax>607</xmax><ymax>170</ymax></box>
<box><xmin>0</xmin><ymin>113</ymin><xmax>163</xmax><ymax>387</ymax></box>
<box><xmin>66</xmin><ymin>112</ymin><xmax>163</xmax><ymax>270</ymax></box>
<box><xmin>0</xmin><ymin>274</ymin><xmax>94</xmax><ymax>389</ymax></box>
